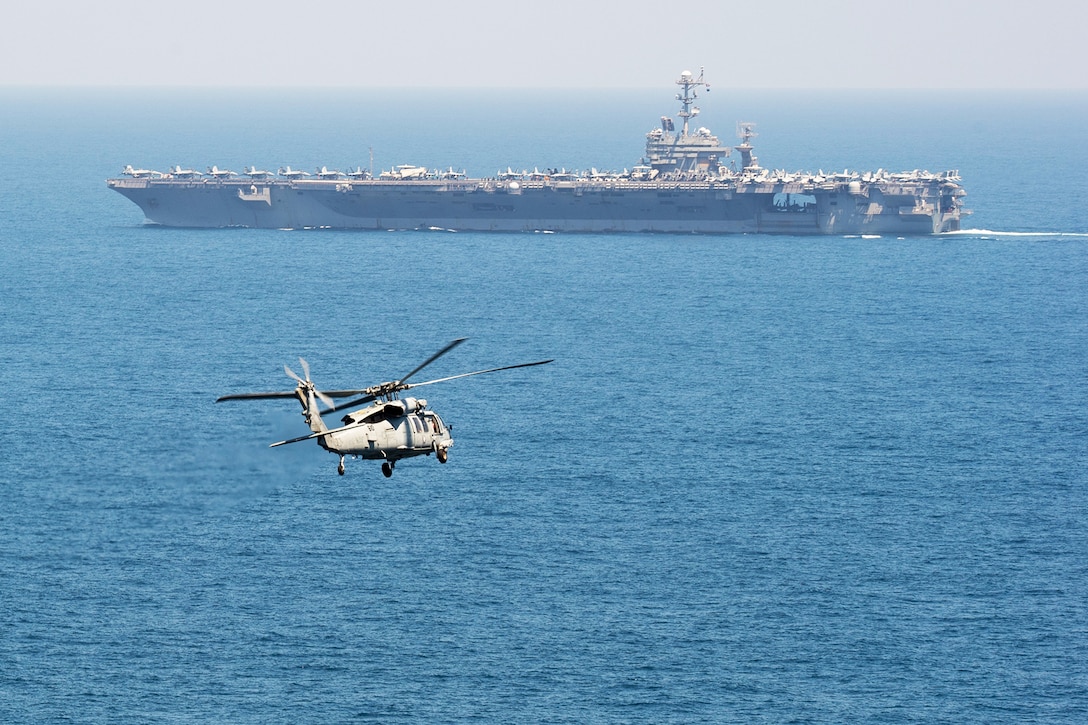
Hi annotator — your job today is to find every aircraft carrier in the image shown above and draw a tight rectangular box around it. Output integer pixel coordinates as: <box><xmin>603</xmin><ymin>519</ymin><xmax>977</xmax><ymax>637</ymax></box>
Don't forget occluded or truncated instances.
<box><xmin>107</xmin><ymin>69</ymin><xmax>968</xmax><ymax>235</ymax></box>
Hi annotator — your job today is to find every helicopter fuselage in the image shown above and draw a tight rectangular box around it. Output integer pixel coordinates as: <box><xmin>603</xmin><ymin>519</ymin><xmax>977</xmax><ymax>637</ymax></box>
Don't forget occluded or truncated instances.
<box><xmin>215</xmin><ymin>339</ymin><xmax>550</xmax><ymax>476</ymax></box>
<box><xmin>316</xmin><ymin>397</ymin><xmax>452</xmax><ymax>463</ymax></box>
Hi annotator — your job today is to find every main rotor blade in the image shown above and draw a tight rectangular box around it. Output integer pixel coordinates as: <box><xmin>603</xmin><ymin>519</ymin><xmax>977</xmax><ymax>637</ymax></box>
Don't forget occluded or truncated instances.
<box><xmin>317</xmin><ymin>392</ymin><xmax>379</xmax><ymax>415</ymax></box>
<box><xmin>268</xmin><ymin>431</ymin><xmax>324</xmax><ymax>447</ymax></box>
<box><xmin>403</xmin><ymin>359</ymin><xmax>554</xmax><ymax>390</ymax></box>
<box><xmin>216</xmin><ymin>388</ymin><xmax>372</xmax><ymax>404</ymax></box>
<box><xmin>396</xmin><ymin>338</ymin><xmax>467</xmax><ymax>388</ymax></box>
<box><xmin>320</xmin><ymin>358</ymin><xmax>554</xmax><ymax>413</ymax></box>
<box><xmin>217</xmin><ymin>391</ymin><xmax>300</xmax><ymax>402</ymax></box>
<box><xmin>319</xmin><ymin>388</ymin><xmax>375</xmax><ymax>398</ymax></box>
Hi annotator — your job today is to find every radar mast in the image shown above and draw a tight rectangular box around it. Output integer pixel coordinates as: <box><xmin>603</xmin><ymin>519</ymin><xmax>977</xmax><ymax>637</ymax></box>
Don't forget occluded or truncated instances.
<box><xmin>675</xmin><ymin>67</ymin><xmax>709</xmax><ymax>136</ymax></box>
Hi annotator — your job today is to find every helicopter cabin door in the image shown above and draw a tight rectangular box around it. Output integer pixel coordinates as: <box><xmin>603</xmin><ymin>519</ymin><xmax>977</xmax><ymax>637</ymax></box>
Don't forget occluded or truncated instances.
<box><xmin>407</xmin><ymin>413</ymin><xmax>434</xmax><ymax>451</ymax></box>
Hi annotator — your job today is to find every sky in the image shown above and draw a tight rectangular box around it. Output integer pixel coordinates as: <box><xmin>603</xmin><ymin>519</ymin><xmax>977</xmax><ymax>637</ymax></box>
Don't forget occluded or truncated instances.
<box><xmin>3</xmin><ymin>0</ymin><xmax>1085</xmax><ymax>89</ymax></box>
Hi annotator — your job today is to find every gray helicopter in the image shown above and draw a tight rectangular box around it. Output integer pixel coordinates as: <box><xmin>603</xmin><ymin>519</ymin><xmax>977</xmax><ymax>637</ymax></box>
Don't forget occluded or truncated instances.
<box><xmin>216</xmin><ymin>339</ymin><xmax>552</xmax><ymax>476</ymax></box>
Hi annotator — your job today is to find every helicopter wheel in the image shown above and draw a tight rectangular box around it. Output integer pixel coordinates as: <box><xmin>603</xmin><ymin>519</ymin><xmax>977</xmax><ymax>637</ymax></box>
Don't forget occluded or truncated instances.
<box><xmin>436</xmin><ymin>448</ymin><xmax>448</xmax><ymax>464</ymax></box>
<box><xmin>338</xmin><ymin>456</ymin><xmax>345</xmax><ymax>476</ymax></box>
<box><xmin>382</xmin><ymin>461</ymin><xmax>394</xmax><ymax>478</ymax></box>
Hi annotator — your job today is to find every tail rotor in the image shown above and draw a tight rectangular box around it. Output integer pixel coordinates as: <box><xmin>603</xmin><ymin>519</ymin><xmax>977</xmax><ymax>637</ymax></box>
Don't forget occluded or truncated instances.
<box><xmin>285</xmin><ymin>358</ymin><xmax>336</xmax><ymax>410</ymax></box>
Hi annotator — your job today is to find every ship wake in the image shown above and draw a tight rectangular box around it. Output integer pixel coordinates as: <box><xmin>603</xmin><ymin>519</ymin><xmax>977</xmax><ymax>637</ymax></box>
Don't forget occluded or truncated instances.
<box><xmin>945</xmin><ymin>229</ymin><xmax>1088</xmax><ymax>238</ymax></box>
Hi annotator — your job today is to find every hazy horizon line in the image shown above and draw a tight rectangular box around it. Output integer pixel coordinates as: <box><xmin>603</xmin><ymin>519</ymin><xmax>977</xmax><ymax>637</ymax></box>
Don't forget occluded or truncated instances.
<box><xmin>4</xmin><ymin>83</ymin><xmax>1087</xmax><ymax>93</ymax></box>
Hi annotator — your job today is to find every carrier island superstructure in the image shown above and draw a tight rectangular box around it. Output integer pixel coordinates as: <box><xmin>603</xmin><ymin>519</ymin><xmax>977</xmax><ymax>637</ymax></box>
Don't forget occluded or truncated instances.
<box><xmin>107</xmin><ymin>70</ymin><xmax>967</xmax><ymax>235</ymax></box>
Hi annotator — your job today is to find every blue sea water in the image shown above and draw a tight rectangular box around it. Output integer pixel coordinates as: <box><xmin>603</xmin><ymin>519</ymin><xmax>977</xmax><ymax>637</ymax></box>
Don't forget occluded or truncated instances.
<box><xmin>1</xmin><ymin>87</ymin><xmax>1087</xmax><ymax>723</ymax></box>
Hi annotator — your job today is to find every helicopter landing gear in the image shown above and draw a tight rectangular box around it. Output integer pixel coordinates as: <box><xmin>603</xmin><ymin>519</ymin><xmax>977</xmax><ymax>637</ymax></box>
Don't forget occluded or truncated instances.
<box><xmin>436</xmin><ymin>447</ymin><xmax>448</xmax><ymax>464</ymax></box>
<box><xmin>382</xmin><ymin>461</ymin><xmax>395</xmax><ymax>478</ymax></box>
<box><xmin>338</xmin><ymin>455</ymin><xmax>345</xmax><ymax>476</ymax></box>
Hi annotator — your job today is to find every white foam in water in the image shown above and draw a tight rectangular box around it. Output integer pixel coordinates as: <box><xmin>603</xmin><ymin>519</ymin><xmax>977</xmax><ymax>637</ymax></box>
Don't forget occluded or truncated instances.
<box><xmin>944</xmin><ymin>229</ymin><xmax>1088</xmax><ymax>237</ymax></box>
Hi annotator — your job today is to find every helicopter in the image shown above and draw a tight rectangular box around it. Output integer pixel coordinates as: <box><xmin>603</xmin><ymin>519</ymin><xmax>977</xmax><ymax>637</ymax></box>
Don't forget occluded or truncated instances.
<box><xmin>216</xmin><ymin>339</ymin><xmax>552</xmax><ymax>477</ymax></box>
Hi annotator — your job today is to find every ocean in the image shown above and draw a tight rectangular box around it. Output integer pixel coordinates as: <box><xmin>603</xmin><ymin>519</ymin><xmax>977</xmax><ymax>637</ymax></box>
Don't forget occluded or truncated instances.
<box><xmin>1</xmin><ymin>87</ymin><xmax>1086</xmax><ymax>723</ymax></box>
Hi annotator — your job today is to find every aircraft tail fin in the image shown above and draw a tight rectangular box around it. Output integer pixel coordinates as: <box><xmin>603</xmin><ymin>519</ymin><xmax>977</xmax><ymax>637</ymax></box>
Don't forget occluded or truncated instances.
<box><xmin>295</xmin><ymin>386</ymin><xmax>330</xmax><ymax>435</ymax></box>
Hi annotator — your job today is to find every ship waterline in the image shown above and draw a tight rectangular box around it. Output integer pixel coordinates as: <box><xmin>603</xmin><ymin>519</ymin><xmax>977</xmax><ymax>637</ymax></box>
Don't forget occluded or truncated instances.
<box><xmin>107</xmin><ymin>70</ymin><xmax>968</xmax><ymax>235</ymax></box>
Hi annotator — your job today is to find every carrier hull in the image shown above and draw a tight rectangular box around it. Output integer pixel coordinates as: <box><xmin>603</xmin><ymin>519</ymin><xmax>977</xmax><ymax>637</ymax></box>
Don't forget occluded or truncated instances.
<box><xmin>107</xmin><ymin>176</ymin><xmax>963</xmax><ymax>235</ymax></box>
